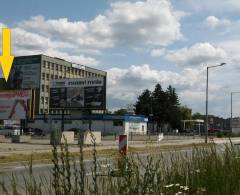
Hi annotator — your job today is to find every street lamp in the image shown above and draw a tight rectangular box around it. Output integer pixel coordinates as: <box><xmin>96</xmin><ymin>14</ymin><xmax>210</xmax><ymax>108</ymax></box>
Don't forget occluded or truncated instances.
<box><xmin>205</xmin><ymin>62</ymin><xmax>226</xmax><ymax>144</ymax></box>
<box><xmin>231</xmin><ymin>92</ymin><xmax>240</xmax><ymax>132</ymax></box>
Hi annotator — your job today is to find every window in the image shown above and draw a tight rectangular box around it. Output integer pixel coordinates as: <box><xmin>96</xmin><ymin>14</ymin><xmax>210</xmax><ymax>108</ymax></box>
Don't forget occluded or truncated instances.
<box><xmin>41</xmin><ymin>97</ymin><xmax>44</xmax><ymax>104</ymax></box>
<box><xmin>41</xmin><ymin>85</ymin><xmax>45</xmax><ymax>92</ymax></box>
<box><xmin>46</xmin><ymin>74</ymin><xmax>49</xmax><ymax>80</ymax></box>
<box><xmin>113</xmin><ymin>120</ymin><xmax>123</xmax><ymax>126</ymax></box>
<box><xmin>60</xmin><ymin>65</ymin><xmax>63</xmax><ymax>71</ymax></box>
<box><xmin>67</xmin><ymin>67</ymin><xmax>70</xmax><ymax>72</ymax></box>
<box><xmin>45</xmin><ymin>97</ymin><xmax>48</xmax><ymax>104</ymax></box>
<box><xmin>59</xmin><ymin>76</ymin><xmax>62</xmax><ymax>79</ymax></box>
<box><xmin>46</xmin><ymin>85</ymin><xmax>49</xmax><ymax>93</ymax></box>
<box><xmin>55</xmin><ymin>75</ymin><xmax>58</xmax><ymax>79</ymax></box>
<box><xmin>42</xmin><ymin>73</ymin><xmax>45</xmax><ymax>80</ymax></box>
<box><xmin>43</xmin><ymin>61</ymin><xmax>46</xmax><ymax>68</ymax></box>
<box><xmin>40</xmin><ymin>109</ymin><xmax>44</xmax><ymax>114</ymax></box>
<box><xmin>47</xmin><ymin>62</ymin><xmax>50</xmax><ymax>69</ymax></box>
<box><xmin>56</xmin><ymin>64</ymin><xmax>58</xmax><ymax>71</ymax></box>
<box><xmin>51</xmin><ymin>63</ymin><xmax>54</xmax><ymax>70</ymax></box>
<box><xmin>51</xmin><ymin>74</ymin><xmax>54</xmax><ymax>79</ymax></box>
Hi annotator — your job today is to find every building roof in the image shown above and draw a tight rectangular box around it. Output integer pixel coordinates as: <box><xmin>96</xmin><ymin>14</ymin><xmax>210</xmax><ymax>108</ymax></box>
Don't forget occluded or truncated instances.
<box><xmin>13</xmin><ymin>54</ymin><xmax>107</xmax><ymax>76</ymax></box>
<box><xmin>34</xmin><ymin>114</ymin><xmax>148</xmax><ymax>122</ymax></box>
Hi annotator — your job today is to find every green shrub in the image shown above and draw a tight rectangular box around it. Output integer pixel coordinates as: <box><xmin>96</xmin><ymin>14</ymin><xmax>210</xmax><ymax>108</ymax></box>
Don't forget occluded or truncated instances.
<box><xmin>1</xmin><ymin>137</ymin><xmax>240</xmax><ymax>194</ymax></box>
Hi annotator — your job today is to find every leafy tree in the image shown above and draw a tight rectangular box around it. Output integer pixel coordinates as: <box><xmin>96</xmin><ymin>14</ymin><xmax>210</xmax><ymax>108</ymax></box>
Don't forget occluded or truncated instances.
<box><xmin>192</xmin><ymin>112</ymin><xmax>205</xmax><ymax>120</ymax></box>
<box><xmin>180</xmin><ymin>106</ymin><xmax>192</xmax><ymax>130</ymax></box>
<box><xmin>114</xmin><ymin>108</ymin><xmax>128</xmax><ymax>115</ymax></box>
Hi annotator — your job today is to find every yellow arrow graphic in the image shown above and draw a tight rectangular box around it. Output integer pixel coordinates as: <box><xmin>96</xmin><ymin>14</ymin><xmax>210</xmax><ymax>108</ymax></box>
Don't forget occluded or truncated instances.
<box><xmin>0</xmin><ymin>28</ymin><xmax>14</xmax><ymax>82</ymax></box>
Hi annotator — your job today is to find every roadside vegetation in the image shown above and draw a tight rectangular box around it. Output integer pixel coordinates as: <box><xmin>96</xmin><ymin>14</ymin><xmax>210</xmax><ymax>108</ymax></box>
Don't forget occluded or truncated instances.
<box><xmin>1</xmin><ymin>135</ymin><xmax>240</xmax><ymax>194</ymax></box>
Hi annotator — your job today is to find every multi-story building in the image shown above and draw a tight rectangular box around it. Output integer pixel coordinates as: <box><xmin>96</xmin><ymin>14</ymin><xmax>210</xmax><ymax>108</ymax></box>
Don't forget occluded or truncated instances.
<box><xmin>3</xmin><ymin>54</ymin><xmax>107</xmax><ymax>115</ymax></box>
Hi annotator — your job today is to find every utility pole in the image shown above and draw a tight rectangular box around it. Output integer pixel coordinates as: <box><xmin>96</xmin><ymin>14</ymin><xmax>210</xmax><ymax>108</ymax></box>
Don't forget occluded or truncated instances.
<box><xmin>205</xmin><ymin>63</ymin><xmax>226</xmax><ymax>144</ymax></box>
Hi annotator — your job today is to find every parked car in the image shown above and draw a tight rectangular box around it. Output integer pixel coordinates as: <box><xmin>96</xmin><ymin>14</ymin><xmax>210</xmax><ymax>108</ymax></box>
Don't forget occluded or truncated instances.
<box><xmin>32</xmin><ymin>128</ymin><xmax>46</xmax><ymax>136</ymax></box>
<box><xmin>0</xmin><ymin>126</ymin><xmax>21</xmax><ymax>137</ymax></box>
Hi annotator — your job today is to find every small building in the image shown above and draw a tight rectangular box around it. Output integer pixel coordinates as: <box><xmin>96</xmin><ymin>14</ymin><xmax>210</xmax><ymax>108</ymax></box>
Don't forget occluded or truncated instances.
<box><xmin>27</xmin><ymin>114</ymin><xmax>148</xmax><ymax>135</ymax></box>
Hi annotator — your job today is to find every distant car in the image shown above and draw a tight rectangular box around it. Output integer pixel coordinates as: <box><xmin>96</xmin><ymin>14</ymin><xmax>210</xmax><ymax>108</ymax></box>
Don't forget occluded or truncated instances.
<box><xmin>31</xmin><ymin>128</ymin><xmax>46</xmax><ymax>136</ymax></box>
<box><xmin>24</xmin><ymin>127</ymin><xmax>35</xmax><ymax>135</ymax></box>
<box><xmin>66</xmin><ymin>128</ymin><xmax>83</xmax><ymax>135</ymax></box>
<box><xmin>0</xmin><ymin>126</ymin><xmax>21</xmax><ymax>137</ymax></box>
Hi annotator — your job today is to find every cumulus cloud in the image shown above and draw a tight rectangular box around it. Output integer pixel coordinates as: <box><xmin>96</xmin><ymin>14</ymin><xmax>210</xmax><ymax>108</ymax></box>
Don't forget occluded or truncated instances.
<box><xmin>107</xmin><ymin>63</ymin><xmax>235</xmax><ymax>117</ymax></box>
<box><xmin>107</xmin><ymin>64</ymin><xmax>205</xmax><ymax>103</ymax></box>
<box><xmin>150</xmin><ymin>48</ymin><xmax>166</xmax><ymax>57</ymax></box>
<box><xmin>0</xmin><ymin>0</ymin><xmax>185</xmax><ymax>66</ymax></box>
<box><xmin>164</xmin><ymin>42</ymin><xmax>227</xmax><ymax>66</ymax></box>
<box><xmin>19</xmin><ymin>0</ymin><xmax>183</xmax><ymax>50</ymax></box>
<box><xmin>205</xmin><ymin>16</ymin><xmax>231</xmax><ymax>29</ymax></box>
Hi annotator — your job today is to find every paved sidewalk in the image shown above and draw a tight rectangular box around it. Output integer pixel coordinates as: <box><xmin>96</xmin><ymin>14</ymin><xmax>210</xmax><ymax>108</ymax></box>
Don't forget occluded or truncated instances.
<box><xmin>0</xmin><ymin>137</ymin><xmax>239</xmax><ymax>156</ymax></box>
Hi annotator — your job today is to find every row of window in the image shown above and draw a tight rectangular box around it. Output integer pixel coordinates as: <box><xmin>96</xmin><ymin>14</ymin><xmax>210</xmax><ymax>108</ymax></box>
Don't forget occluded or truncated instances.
<box><xmin>42</xmin><ymin>73</ymin><xmax>65</xmax><ymax>80</ymax></box>
<box><xmin>42</xmin><ymin>61</ymin><xmax>102</xmax><ymax>78</ymax></box>
<box><xmin>41</xmin><ymin>85</ymin><xmax>49</xmax><ymax>92</ymax></box>
<box><xmin>41</xmin><ymin>96</ymin><xmax>49</xmax><ymax>105</ymax></box>
<box><xmin>41</xmin><ymin>71</ymin><xmax>101</xmax><ymax>81</ymax></box>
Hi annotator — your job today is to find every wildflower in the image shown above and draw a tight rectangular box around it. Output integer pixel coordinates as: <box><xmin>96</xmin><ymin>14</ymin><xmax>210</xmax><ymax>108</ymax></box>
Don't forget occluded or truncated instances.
<box><xmin>175</xmin><ymin>192</ymin><xmax>182</xmax><ymax>195</ymax></box>
<box><xmin>200</xmin><ymin>188</ymin><xmax>206</xmax><ymax>192</ymax></box>
<box><xmin>195</xmin><ymin>169</ymin><xmax>200</xmax><ymax>173</ymax></box>
<box><xmin>180</xmin><ymin>186</ymin><xmax>189</xmax><ymax>191</ymax></box>
<box><xmin>164</xmin><ymin>184</ymin><xmax>174</xmax><ymax>188</ymax></box>
<box><xmin>175</xmin><ymin>183</ymin><xmax>180</xmax><ymax>187</ymax></box>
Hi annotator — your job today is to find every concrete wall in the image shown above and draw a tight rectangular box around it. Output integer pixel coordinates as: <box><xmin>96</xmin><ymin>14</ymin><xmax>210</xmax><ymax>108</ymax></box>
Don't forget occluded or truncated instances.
<box><xmin>61</xmin><ymin>131</ymin><xmax>75</xmax><ymax>144</ymax></box>
<box><xmin>232</xmin><ymin>128</ymin><xmax>240</xmax><ymax>134</ymax></box>
<box><xmin>83</xmin><ymin>131</ymin><xmax>101</xmax><ymax>145</ymax></box>
<box><xmin>28</xmin><ymin>119</ymin><xmax>146</xmax><ymax>135</ymax></box>
<box><xmin>125</xmin><ymin>121</ymin><xmax>147</xmax><ymax>134</ymax></box>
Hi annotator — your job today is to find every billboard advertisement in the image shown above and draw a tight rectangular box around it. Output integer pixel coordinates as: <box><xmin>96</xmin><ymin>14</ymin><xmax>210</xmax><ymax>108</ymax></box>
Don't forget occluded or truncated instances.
<box><xmin>0</xmin><ymin>90</ymin><xmax>31</xmax><ymax>120</ymax></box>
<box><xmin>7</xmin><ymin>63</ymin><xmax>41</xmax><ymax>89</ymax></box>
<box><xmin>50</xmin><ymin>77</ymin><xmax>106</xmax><ymax>110</ymax></box>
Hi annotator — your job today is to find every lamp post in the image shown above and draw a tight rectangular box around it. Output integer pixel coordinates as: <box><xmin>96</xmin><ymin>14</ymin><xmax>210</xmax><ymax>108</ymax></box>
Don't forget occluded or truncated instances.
<box><xmin>231</xmin><ymin>92</ymin><xmax>240</xmax><ymax>132</ymax></box>
<box><xmin>205</xmin><ymin>63</ymin><xmax>226</xmax><ymax>144</ymax></box>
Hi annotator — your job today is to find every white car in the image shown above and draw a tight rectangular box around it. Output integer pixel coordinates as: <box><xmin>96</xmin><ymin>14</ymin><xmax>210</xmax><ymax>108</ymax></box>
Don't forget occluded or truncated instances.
<box><xmin>0</xmin><ymin>126</ymin><xmax>21</xmax><ymax>137</ymax></box>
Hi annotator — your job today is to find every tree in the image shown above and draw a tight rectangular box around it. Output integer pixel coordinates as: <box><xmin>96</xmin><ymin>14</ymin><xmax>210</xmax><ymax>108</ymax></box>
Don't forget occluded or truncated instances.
<box><xmin>152</xmin><ymin>83</ymin><xmax>167</xmax><ymax>131</ymax></box>
<box><xmin>179</xmin><ymin>106</ymin><xmax>192</xmax><ymax>130</ymax></box>
<box><xmin>192</xmin><ymin>112</ymin><xmax>205</xmax><ymax>120</ymax></box>
<box><xmin>114</xmin><ymin>108</ymin><xmax>128</xmax><ymax>115</ymax></box>
<box><xmin>134</xmin><ymin>89</ymin><xmax>152</xmax><ymax>116</ymax></box>
<box><xmin>165</xmin><ymin>85</ymin><xmax>181</xmax><ymax>130</ymax></box>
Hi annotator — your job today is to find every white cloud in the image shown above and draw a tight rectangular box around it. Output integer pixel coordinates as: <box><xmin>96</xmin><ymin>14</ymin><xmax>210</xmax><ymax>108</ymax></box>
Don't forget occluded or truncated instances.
<box><xmin>19</xmin><ymin>0</ymin><xmax>184</xmax><ymax>50</ymax></box>
<box><xmin>165</xmin><ymin>42</ymin><xmax>227</xmax><ymax>66</ymax></box>
<box><xmin>107</xmin><ymin>63</ymin><xmax>235</xmax><ymax>117</ymax></box>
<box><xmin>183</xmin><ymin>0</ymin><xmax>240</xmax><ymax>12</ymax></box>
<box><xmin>205</xmin><ymin>16</ymin><xmax>231</xmax><ymax>29</ymax></box>
<box><xmin>107</xmin><ymin>64</ymin><xmax>205</xmax><ymax>103</ymax></box>
<box><xmin>150</xmin><ymin>48</ymin><xmax>166</xmax><ymax>57</ymax></box>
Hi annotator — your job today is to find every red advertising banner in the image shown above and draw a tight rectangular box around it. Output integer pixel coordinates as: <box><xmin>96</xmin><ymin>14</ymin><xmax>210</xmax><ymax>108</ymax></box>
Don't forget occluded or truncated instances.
<box><xmin>0</xmin><ymin>90</ymin><xmax>31</xmax><ymax>120</ymax></box>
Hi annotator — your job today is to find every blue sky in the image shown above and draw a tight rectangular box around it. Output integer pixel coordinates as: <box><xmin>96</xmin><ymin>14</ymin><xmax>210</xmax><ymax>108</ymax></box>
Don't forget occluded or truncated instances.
<box><xmin>1</xmin><ymin>0</ymin><xmax>240</xmax><ymax>118</ymax></box>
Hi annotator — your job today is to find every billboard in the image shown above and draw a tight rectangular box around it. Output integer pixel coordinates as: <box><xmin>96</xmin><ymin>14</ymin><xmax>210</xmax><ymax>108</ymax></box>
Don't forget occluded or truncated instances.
<box><xmin>0</xmin><ymin>90</ymin><xmax>31</xmax><ymax>120</ymax></box>
<box><xmin>7</xmin><ymin>63</ymin><xmax>41</xmax><ymax>89</ymax></box>
<box><xmin>50</xmin><ymin>77</ymin><xmax>106</xmax><ymax>110</ymax></box>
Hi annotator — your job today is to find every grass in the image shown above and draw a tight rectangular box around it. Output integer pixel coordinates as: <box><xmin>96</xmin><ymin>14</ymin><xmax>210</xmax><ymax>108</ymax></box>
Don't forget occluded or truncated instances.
<box><xmin>0</xmin><ymin>134</ymin><xmax>240</xmax><ymax>194</ymax></box>
<box><xmin>0</xmin><ymin>142</ymin><xmax>206</xmax><ymax>165</ymax></box>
